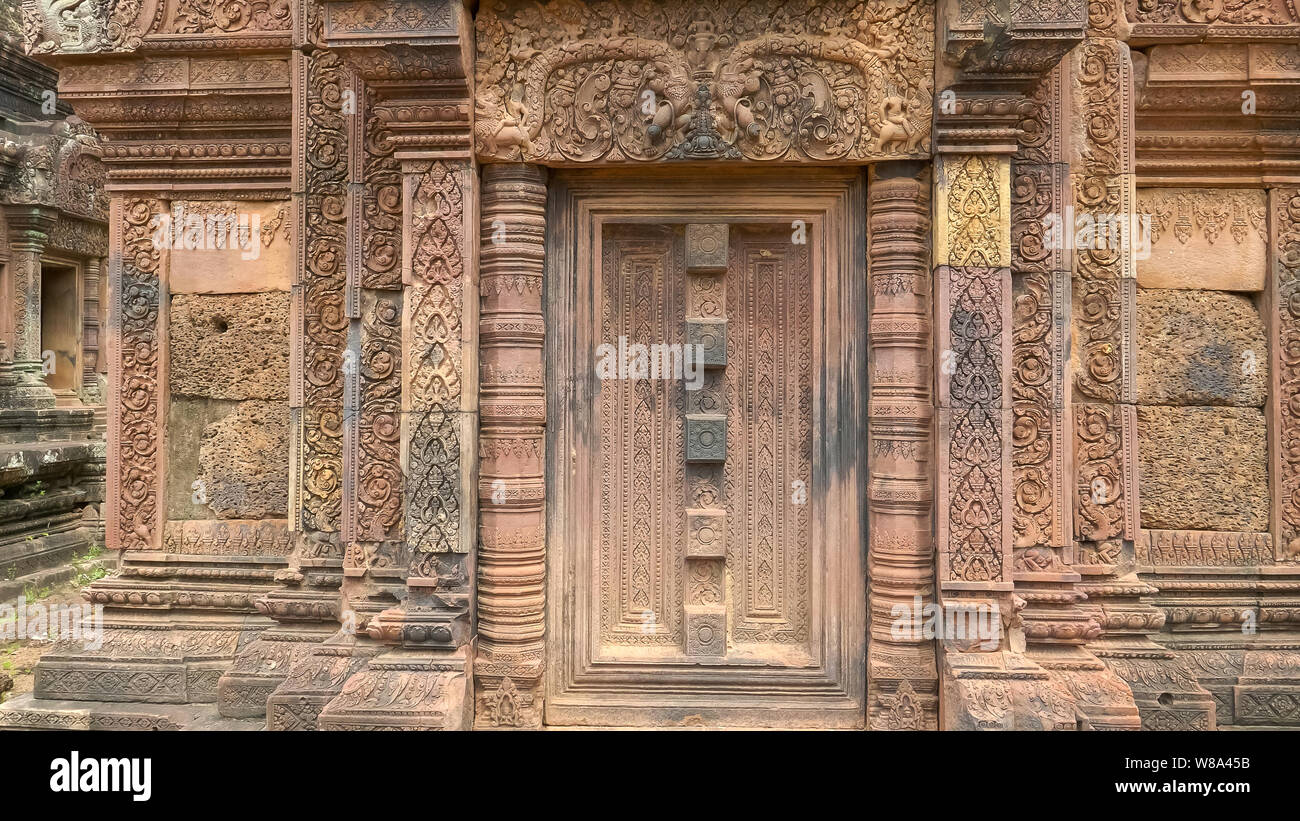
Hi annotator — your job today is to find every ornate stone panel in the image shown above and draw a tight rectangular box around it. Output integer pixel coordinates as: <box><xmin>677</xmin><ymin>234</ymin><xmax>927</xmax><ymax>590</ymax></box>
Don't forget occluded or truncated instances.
<box><xmin>1272</xmin><ymin>187</ymin><xmax>1300</xmax><ymax>562</ymax></box>
<box><xmin>474</xmin><ymin>0</ymin><xmax>934</xmax><ymax>164</ymax></box>
<box><xmin>109</xmin><ymin>197</ymin><xmax>165</xmax><ymax>552</ymax></box>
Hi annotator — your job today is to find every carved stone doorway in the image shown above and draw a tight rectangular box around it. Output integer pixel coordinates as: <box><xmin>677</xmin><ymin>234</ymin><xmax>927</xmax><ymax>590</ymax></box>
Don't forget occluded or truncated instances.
<box><xmin>545</xmin><ymin>169</ymin><xmax>867</xmax><ymax>727</ymax></box>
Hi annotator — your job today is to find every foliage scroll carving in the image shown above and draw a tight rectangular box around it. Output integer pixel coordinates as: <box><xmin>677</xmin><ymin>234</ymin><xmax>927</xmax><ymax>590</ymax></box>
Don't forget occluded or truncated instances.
<box><xmin>474</xmin><ymin>0</ymin><xmax>934</xmax><ymax>164</ymax></box>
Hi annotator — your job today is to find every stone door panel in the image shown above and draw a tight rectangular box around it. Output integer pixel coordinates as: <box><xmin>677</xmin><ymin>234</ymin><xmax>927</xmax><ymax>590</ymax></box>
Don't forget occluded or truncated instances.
<box><xmin>546</xmin><ymin>170</ymin><xmax>866</xmax><ymax>727</ymax></box>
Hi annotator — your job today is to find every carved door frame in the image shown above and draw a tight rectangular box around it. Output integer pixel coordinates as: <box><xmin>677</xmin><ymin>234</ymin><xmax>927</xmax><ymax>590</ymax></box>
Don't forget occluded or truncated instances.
<box><xmin>541</xmin><ymin>166</ymin><xmax>868</xmax><ymax>727</ymax></box>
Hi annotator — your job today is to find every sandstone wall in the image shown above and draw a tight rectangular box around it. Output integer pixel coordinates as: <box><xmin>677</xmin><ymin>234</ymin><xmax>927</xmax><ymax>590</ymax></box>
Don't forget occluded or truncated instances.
<box><xmin>1136</xmin><ymin>189</ymin><xmax>1270</xmax><ymax>534</ymax></box>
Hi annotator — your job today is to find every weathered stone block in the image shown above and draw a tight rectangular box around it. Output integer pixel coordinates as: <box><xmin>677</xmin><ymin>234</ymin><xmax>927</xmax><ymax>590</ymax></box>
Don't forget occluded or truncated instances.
<box><xmin>1136</xmin><ymin>189</ymin><xmax>1267</xmax><ymax>291</ymax></box>
<box><xmin>1137</xmin><ymin>406</ymin><xmax>1268</xmax><ymax>532</ymax></box>
<box><xmin>166</xmin><ymin>200</ymin><xmax>293</xmax><ymax>294</ymax></box>
<box><xmin>169</xmin><ymin>292</ymin><xmax>290</xmax><ymax>401</ymax></box>
<box><xmin>200</xmin><ymin>401</ymin><xmax>289</xmax><ymax>520</ymax></box>
<box><xmin>167</xmin><ymin>398</ymin><xmax>289</xmax><ymax>520</ymax></box>
<box><xmin>1136</xmin><ymin>288</ymin><xmax>1266</xmax><ymax>407</ymax></box>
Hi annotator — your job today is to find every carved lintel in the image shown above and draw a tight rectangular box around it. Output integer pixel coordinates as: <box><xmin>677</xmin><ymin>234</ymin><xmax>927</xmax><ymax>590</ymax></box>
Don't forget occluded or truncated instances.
<box><xmin>473</xmin><ymin>0</ymin><xmax>934</xmax><ymax>164</ymax></box>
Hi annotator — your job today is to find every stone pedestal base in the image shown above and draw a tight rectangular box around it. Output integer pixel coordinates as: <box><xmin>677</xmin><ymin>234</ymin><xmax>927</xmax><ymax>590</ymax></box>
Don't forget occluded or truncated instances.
<box><xmin>317</xmin><ymin>646</ymin><xmax>472</xmax><ymax>730</ymax></box>
<box><xmin>474</xmin><ymin>647</ymin><xmax>543</xmax><ymax>729</ymax></box>
<box><xmin>866</xmin><ymin>646</ymin><xmax>940</xmax><ymax>730</ymax></box>
<box><xmin>218</xmin><ymin>624</ymin><xmax>340</xmax><ymax>718</ymax></box>
<box><xmin>1096</xmin><ymin>653</ymin><xmax>1218</xmax><ymax>730</ymax></box>
<box><xmin>264</xmin><ymin>631</ymin><xmax>381</xmax><ymax>730</ymax></box>
<box><xmin>1032</xmin><ymin>647</ymin><xmax>1142</xmax><ymax>730</ymax></box>
<box><xmin>34</xmin><ymin>612</ymin><xmax>266</xmax><ymax>705</ymax></box>
<box><xmin>941</xmin><ymin>650</ymin><xmax>1080</xmax><ymax>730</ymax></box>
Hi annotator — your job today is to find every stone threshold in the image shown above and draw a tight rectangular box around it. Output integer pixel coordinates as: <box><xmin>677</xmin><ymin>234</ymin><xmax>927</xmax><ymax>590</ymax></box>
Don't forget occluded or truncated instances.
<box><xmin>0</xmin><ymin>693</ymin><xmax>263</xmax><ymax>731</ymax></box>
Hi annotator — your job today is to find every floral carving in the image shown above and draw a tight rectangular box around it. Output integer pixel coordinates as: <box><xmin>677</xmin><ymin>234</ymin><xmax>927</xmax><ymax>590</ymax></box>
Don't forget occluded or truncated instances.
<box><xmin>474</xmin><ymin>0</ymin><xmax>933</xmax><ymax>163</ymax></box>
<box><xmin>299</xmin><ymin>49</ymin><xmax>349</xmax><ymax>538</ymax></box>
<box><xmin>1275</xmin><ymin>189</ymin><xmax>1300</xmax><ymax>559</ymax></box>
<box><xmin>407</xmin><ymin>160</ymin><xmax>466</xmax><ymax>558</ymax></box>
<box><xmin>117</xmin><ymin>198</ymin><xmax>163</xmax><ymax>550</ymax></box>
<box><xmin>947</xmin><ymin>265</ymin><xmax>1007</xmax><ymax>582</ymax></box>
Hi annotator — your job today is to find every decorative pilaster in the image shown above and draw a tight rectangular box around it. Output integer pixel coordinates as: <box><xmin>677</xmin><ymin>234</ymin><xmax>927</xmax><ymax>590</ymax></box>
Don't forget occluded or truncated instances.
<box><xmin>1272</xmin><ymin>187</ymin><xmax>1300</xmax><ymax>563</ymax></box>
<box><xmin>475</xmin><ymin>163</ymin><xmax>547</xmax><ymax>729</ymax></box>
<box><xmin>1068</xmin><ymin>8</ymin><xmax>1216</xmax><ymax>729</ymax></box>
<box><xmin>1011</xmin><ymin>60</ymin><xmax>1139</xmax><ymax>729</ymax></box>
<box><xmin>312</xmin><ymin>0</ymin><xmax>478</xmax><ymax>731</ymax></box>
<box><xmin>866</xmin><ymin>163</ymin><xmax>938</xmax><ymax>730</ymax></box>
<box><xmin>933</xmin><ymin>83</ymin><xmax>1079</xmax><ymax>729</ymax></box>
<box><xmin>2</xmin><ymin>205</ymin><xmax>57</xmax><ymax>407</ymax></box>
<box><xmin>81</xmin><ymin>256</ymin><xmax>103</xmax><ymax>404</ymax></box>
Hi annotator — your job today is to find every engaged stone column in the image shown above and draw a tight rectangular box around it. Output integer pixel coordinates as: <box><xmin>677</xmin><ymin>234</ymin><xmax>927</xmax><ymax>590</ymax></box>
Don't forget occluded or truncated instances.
<box><xmin>475</xmin><ymin>163</ymin><xmax>547</xmax><ymax>728</ymax></box>
<box><xmin>866</xmin><ymin>163</ymin><xmax>938</xmax><ymax>730</ymax></box>
<box><xmin>2</xmin><ymin>205</ymin><xmax>57</xmax><ymax>406</ymax></box>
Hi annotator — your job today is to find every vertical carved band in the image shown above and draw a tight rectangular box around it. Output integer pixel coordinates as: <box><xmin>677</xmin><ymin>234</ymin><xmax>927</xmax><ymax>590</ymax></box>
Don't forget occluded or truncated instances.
<box><xmin>867</xmin><ymin>165</ymin><xmax>937</xmax><ymax>729</ymax></box>
<box><xmin>344</xmin><ymin>81</ymin><xmax>405</xmax><ymax>577</ymax></box>
<box><xmin>292</xmin><ymin>48</ymin><xmax>348</xmax><ymax>544</ymax></box>
<box><xmin>1272</xmin><ymin>187</ymin><xmax>1300</xmax><ymax>561</ymax></box>
<box><xmin>5</xmin><ymin>218</ymin><xmax>49</xmax><ymax>374</ymax></box>
<box><xmin>1012</xmin><ymin>62</ymin><xmax>1071</xmax><ymax>561</ymax></box>
<box><xmin>937</xmin><ymin>154</ymin><xmax>1013</xmax><ymax>586</ymax></box>
<box><xmin>110</xmin><ymin>198</ymin><xmax>165</xmax><ymax>551</ymax></box>
<box><xmin>476</xmin><ymin>163</ymin><xmax>547</xmax><ymax>728</ymax></box>
<box><xmin>83</xmin><ymin>257</ymin><xmax>104</xmax><ymax>399</ymax></box>
<box><xmin>405</xmin><ymin>158</ymin><xmax>472</xmax><ymax>569</ymax></box>
<box><xmin>1070</xmin><ymin>35</ymin><xmax>1138</xmax><ymax>564</ymax></box>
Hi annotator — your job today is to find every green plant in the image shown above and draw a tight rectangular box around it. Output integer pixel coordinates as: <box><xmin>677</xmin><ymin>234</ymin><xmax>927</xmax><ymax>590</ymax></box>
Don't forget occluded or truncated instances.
<box><xmin>74</xmin><ymin>566</ymin><xmax>107</xmax><ymax>587</ymax></box>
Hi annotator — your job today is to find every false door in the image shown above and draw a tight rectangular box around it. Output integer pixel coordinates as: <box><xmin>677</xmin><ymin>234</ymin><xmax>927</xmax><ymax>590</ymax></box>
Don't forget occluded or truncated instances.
<box><xmin>547</xmin><ymin>171</ymin><xmax>866</xmax><ymax>727</ymax></box>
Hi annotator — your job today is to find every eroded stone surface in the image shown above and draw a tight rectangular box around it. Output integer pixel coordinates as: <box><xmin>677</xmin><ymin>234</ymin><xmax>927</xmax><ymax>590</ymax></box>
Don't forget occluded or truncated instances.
<box><xmin>1137</xmin><ymin>288</ymin><xmax>1267</xmax><ymax>407</ymax></box>
<box><xmin>1138</xmin><ymin>406</ymin><xmax>1268</xmax><ymax>532</ymax></box>
<box><xmin>169</xmin><ymin>293</ymin><xmax>290</xmax><ymax>401</ymax></box>
<box><xmin>166</xmin><ymin>201</ymin><xmax>293</xmax><ymax>294</ymax></box>
<box><xmin>166</xmin><ymin>398</ymin><xmax>289</xmax><ymax>521</ymax></box>
<box><xmin>198</xmin><ymin>401</ymin><xmax>289</xmax><ymax>520</ymax></box>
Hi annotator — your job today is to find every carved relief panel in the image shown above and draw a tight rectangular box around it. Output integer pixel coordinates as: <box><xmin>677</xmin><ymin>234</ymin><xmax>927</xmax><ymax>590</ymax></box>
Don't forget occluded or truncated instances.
<box><xmin>546</xmin><ymin>171</ymin><xmax>865</xmax><ymax>727</ymax></box>
<box><xmin>474</xmin><ymin>0</ymin><xmax>934</xmax><ymax>165</ymax></box>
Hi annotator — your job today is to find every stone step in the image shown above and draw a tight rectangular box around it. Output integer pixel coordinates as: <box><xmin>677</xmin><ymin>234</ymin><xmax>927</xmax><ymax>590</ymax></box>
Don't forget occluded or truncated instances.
<box><xmin>0</xmin><ymin>692</ymin><xmax>264</xmax><ymax>731</ymax></box>
<box><xmin>0</xmin><ymin>551</ymin><xmax>117</xmax><ymax>606</ymax></box>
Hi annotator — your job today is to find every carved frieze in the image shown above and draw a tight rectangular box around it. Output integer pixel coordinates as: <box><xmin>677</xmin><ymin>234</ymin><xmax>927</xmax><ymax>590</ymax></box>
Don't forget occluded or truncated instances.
<box><xmin>23</xmin><ymin>0</ymin><xmax>296</xmax><ymax>55</ymax></box>
<box><xmin>1126</xmin><ymin>0</ymin><xmax>1300</xmax><ymax>43</ymax></box>
<box><xmin>474</xmin><ymin>0</ymin><xmax>934</xmax><ymax>164</ymax></box>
